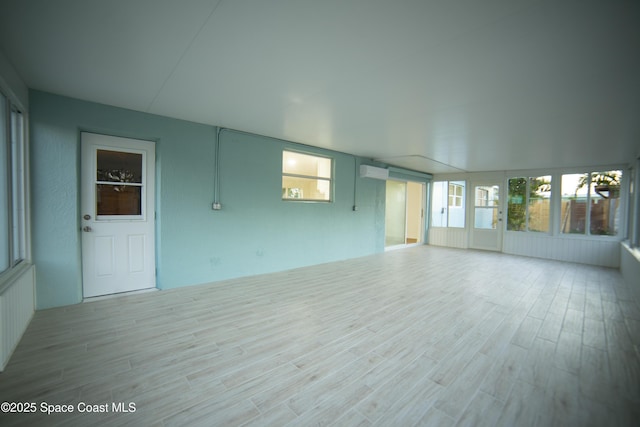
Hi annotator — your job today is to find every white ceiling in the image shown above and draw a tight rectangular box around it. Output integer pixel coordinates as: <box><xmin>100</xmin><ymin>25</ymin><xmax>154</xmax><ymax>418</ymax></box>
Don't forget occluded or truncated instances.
<box><xmin>1</xmin><ymin>0</ymin><xmax>639</xmax><ymax>174</ymax></box>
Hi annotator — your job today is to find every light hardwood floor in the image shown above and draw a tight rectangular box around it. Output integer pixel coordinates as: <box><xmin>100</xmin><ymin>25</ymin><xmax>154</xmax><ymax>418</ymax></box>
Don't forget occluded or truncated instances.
<box><xmin>0</xmin><ymin>246</ymin><xmax>639</xmax><ymax>426</ymax></box>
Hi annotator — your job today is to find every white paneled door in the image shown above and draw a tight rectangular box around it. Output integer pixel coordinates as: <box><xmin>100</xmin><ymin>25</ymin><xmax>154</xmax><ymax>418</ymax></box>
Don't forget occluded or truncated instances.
<box><xmin>81</xmin><ymin>133</ymin><xmax>156</xmax><ymax>298</ymax></box>
<box><xmin>470</xmin><ymin>182</ymin><xmax>503</xmax><ymax>251</ymax></box>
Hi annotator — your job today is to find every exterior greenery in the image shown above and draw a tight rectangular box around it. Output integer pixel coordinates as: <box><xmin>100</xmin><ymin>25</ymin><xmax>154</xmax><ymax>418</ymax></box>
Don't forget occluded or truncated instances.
<box><xmin>507</xmin><ymin>176</ymin><xmax>551</xmax><ymax>232</ymax></box>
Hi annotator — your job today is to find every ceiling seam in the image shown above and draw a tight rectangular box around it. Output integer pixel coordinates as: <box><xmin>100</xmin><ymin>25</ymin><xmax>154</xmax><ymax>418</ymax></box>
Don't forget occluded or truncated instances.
<box><xmin>145</xmin><ymin>0</ymin><xmax>225</xmax><ymax>113</ymax></box>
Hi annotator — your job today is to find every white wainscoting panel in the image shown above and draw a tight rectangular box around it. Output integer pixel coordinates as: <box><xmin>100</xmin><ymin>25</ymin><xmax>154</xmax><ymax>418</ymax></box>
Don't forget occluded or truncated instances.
<box><xmin>428</xmin><ymin>227</ymin><xmax>468</xmax><ymax>249</ymax></box>
<box><xmin>503</xmin><ymin>233</ymin><xmax>620</xmax><ymax>268</ymax></box>
<box><xmin>620</xmin><ymin>243</ymin><xmax>640</xmax><ymax>301</ymax></box>
<box><xmin>0</xmin><ymin>265</ymin><xmax>35</xmax><ymax>371</ymax></box>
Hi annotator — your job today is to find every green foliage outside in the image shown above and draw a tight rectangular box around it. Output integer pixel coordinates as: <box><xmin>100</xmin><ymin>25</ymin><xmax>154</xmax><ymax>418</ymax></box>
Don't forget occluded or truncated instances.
<box><xmin>508</xmin><ymin>171</ymin><xmax>621</xmax><ymax>234</ymax></box>
<box><xmin>507</xmin><ymin>177</ymin><xmax>550</xmax><ymax>231</ymax></box>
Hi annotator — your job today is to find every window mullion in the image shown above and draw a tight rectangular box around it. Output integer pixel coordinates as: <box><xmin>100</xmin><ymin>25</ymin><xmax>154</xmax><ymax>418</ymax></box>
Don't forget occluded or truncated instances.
<box><xmin>525</xmin><ymin>179</ymin><xmax>530</xmax><ymax>232</ymax></box>
<box><xmin>96</xmin><ymin>181</ymin><xmax>143</xmax><ymax>187</ymax></box>
<box><xmin>586</xmin><ymin>172</ymin><xmax>592</xmax><ymax>236</ymax></box>
<box><xmin>445</xmin><ymin>184</ymin><xmax>450</xmax><ymax>227</ymax></box>
<box><xmin>629</xmin><ymin>157</ymin><xmax>640</xmax><ymax>247</ymax></box>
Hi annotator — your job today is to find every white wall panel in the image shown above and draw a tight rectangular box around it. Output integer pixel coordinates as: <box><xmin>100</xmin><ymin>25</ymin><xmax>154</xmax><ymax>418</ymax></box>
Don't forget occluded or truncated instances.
<box><xmin>503</xmin><ymin>233</ymin><xmax>620</xmax><ymax>268</ymax></box>
<box><xmin>0</xmin><ymin>265</ymin><xmax>35</xmax><ymax>371</ymax></box>
<box><xmin>430</xmin><ymin>228</ymin><xmax>620</xmax><ymax>267</ymax></box>
<box><xmin>428</xmin><ymin>228</ymin><xmax>468</xmax><ymax>249</ymax></box>
<box><xmin>620</xmin><ymin>243</ymin><xmax>640</xmax><ymax>302</ymax></box>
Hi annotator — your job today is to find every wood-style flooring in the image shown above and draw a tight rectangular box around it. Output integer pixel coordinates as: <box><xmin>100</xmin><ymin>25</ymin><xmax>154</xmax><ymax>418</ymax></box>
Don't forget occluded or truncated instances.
<box><xmin>0</xmin><ymin>246</ymin><xmax>639</xmax><ymax>426</ymax></box>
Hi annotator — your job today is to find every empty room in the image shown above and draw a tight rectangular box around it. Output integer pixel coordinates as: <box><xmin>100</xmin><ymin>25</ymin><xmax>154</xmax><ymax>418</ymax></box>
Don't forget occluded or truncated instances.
<box><xmin>1</xmin><ymin>1</ymin><xmax>639</xmax><ymax>426</ymax></box>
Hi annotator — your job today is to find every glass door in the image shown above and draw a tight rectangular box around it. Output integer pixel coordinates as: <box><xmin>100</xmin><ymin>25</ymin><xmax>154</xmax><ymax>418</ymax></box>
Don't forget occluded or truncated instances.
<box><xmin>385</xmin><ymin>180</ymin><xmax>407</xmax><ymax>247</ymax></box>
<box><xmin>406</xmin><ymin>181</ymin><xmax>424</xmax><ymax>244</ymax></box>
<box><xmin>385</xmin><ymin>180</ymin><xmax>425</xmax><ymax>248</ymax></box>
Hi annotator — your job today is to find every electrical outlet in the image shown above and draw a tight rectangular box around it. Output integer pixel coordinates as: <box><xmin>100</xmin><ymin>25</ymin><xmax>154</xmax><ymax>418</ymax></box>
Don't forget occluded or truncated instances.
<box><xmin>352</xmin><ymin>205</ymin><xmax>358</xmax><ymax>211</ymax></box>
<box><xmin>212</xmin><ymin>202</ymin><xmax>222</xmax><ymax>210</ymax></box>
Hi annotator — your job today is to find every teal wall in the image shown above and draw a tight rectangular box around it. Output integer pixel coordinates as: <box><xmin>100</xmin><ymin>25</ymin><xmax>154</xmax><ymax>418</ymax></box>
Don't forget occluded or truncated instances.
<box><xmin>30</xmin><ymin>90</ymin><xmax>386</xmax><ymax>309</ymax></box>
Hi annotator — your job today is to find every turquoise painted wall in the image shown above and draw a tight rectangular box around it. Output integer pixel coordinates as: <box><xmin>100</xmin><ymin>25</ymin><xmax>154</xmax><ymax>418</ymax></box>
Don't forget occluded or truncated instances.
<box><xmin>30</xmin><ymin>91</ymin><xmax>385</xmax><ymax>309</ymax></box>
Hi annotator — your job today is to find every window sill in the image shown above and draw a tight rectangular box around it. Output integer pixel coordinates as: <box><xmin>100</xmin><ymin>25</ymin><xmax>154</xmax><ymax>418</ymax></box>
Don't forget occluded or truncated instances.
<box><xmin>504</xmin><ymin>230</ymin><xmax>622</xmax><ymax>241</ymax></box>
<box><xmin>282</xmin><ymin>199</ymin><xmax>332</xmax><ymax>203</ymax></box>
<box><xmin>556</xmin><ymin>233</ymin><xmax>623</xmax><ymax>242</ymax></box>
<box><xmin>622</xmin><ymin>241</ymin><xmax>640</xmax><ymax>263</ymax></box>
<box><xmin>0</xmin><ymin>262</ymin><xmax>34</xmax><ymax>295</ymax></box>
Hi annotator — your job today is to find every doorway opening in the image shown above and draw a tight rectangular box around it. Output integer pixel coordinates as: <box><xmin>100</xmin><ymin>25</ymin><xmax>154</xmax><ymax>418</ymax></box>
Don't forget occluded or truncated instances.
<box><xmin>385</xmin><ymin>180</ymin><xmax>425</xmax><ymax>248</ymax></box>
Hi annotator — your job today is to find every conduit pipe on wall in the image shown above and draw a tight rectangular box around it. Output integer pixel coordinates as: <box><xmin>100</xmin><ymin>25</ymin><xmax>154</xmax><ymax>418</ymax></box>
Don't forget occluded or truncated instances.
<box><xmin>352</xmin><ymin>155</ymin><xmax>359</xmax><ymax>211</ymax></box>
<box><xmin>212</xmin><ymin>127</ymin><xmax>223</xmax><ymax>210</ymax></box>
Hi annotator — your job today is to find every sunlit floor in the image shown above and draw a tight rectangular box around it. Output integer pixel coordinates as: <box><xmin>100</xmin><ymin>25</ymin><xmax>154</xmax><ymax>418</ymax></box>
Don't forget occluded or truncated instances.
<box><xmin>0</xmin><ymin>246</ymin><xmax>638</xmax><ymax>426</ymax></box>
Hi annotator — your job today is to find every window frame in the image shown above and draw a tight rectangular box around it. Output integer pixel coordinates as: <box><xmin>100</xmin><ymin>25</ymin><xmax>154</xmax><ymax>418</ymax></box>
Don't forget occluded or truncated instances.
<box><xmin>475</xmin><ymin>187</ymin><xmax>489</xmax><ymax>207</ymax></box>
<box><xmin>10</xmin><ymin>106</ymin><xmax>26</xmax><ymax>265</ymax></box>
<box><xmin>431</xmin><ymin>180</ymin><xmax>466</xmax><ymax>228</ymax></box>
<box><xmin>281</xmin><ymin>149</ymin><xmax>333</xmax><ymax>203</ymax></box>
<box><xmin>631</xmin><ymin>160</ymin><xmax>640</xmax><ymax>248</ymax></box>
<box><xmin>449</xmin><ymin>182</ymin><xmax>463</xmax><ymax>208</ymax></box>
<box><xmin>560</xmin><ymin>170</ymin><xmax>623</xmax><ymax>237</ymax></box>
<box><xmin>0</xmin><ymin>92</ymin><xmax>8</xmax><ymax>273</ymax></box>
<box><xmin>0</xmin><ymin>91</ymin><xmax>28</xmax><ymax>278</ymax></box>
<box><xmin>506</xmin><ymin>175</ymin><xmax>552</xmax><ymax>234</ymax></box>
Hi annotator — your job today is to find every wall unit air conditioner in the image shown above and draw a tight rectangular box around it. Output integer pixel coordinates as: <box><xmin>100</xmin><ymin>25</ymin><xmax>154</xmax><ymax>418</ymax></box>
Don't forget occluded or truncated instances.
<box><xmin>360</xmin><ymin>165</ymin><xmax>389</xmax><ymax>180</ymax></box>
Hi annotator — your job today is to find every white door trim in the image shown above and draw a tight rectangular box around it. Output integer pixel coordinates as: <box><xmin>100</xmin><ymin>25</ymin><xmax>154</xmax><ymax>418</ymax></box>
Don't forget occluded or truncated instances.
<box><xmin>81</xmin><ymin>132</ymin><xmax>156</xmax><ymax>298</ymax></box>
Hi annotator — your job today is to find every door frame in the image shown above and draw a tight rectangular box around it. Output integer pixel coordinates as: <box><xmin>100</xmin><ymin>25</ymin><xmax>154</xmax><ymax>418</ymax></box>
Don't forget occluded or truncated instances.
<box><xmin>469</xmin><ymin>180</ymin><xmax>504</xmax><ymax>251</ymax></box>
<box><xmin>80</xmin><ymin>132</ymin><xmax>157</xmax><ymax>298</ymax></box>
<box><xmin>385</xmin><ymin>179</ymin><xmax>427</xmax><ymax>250</ymax></box>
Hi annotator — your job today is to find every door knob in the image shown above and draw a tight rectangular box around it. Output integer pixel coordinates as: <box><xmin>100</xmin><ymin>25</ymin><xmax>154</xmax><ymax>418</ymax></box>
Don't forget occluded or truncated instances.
<box><xmin>83</xmin><ymin>226</ymin><xmax>92</xmax><ymax>232</ymax></box>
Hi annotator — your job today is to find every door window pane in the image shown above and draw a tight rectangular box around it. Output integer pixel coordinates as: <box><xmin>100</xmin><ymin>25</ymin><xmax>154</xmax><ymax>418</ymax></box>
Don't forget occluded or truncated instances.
<box><xmin>95</xmin><ymin>149</ymin><xmax>144</xmax><ymax>217</ymax></box>
<box><xmin>448</xmin><ymin>181</ymin><xmax>465</xmax><ymax>227</ymax></box>
<box><xmin>405</xmin><ymin>182</ymin><xmax>424</xmax><ymax>244</ymax></box>
<box><xmin>385</xmin><ymin>180</ymin><xmax>406</xmax><ymax>246</ymax></box>
<box><xmin>476</xmin><ymin>187</ymin><xmax>489</xmax><ymax>206</ymax></box>
<box><xmin>97</xmin><ymin>150</ymin><xmax>142</xmax><ymax>183</ymax></box>
<box><xmin>431</xmin><ymin>181</ymin><xmax>447</xmax><ymax>227</ymax></box>
<box><xmin>474</xmin><ymin>185</ymin><xmax>499</xmax><ymax>229</ymax></box>
<box><xmin>474</xmin><ymin>208</ymin><xmax>497</xmax><ymax>229</ymax></box>
<box><xmin>475</xmin><ymin>185</ymin><xmax>499</xmax><ymax>206</ymax></box>
<box><xmin>97</xmin><ymin>185</ymin><xmax>142</xmax><ymax>216</ymax></box>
